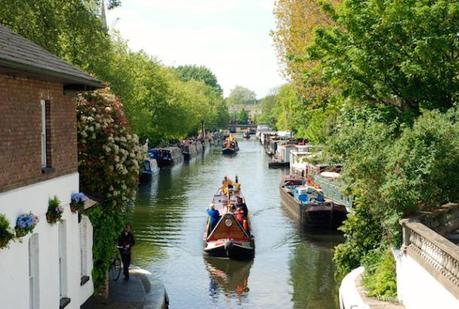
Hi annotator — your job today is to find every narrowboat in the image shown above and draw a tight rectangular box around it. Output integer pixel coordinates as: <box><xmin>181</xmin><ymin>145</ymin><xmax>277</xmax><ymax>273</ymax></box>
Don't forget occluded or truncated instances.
<box><xmin>279</xmin><ymin>175</ymin><xmax>347</xmax><ymax>229</ymax></box>
<box><xmin>155</xmin><ymin>147</ymin><xmax>183</xmax><ymax>167</ymax></box>
<box><xmin>222</xmin><ymin>136</ymin><xmax>239</xmax><ymax>155</ymax></box>
<box><xmin>204</xmin><ymin>189</ymin><xmax>255</xmax><ymax>259</ymax></box>
<box><xmin>139</xmin><ymin>157</ymin><xmax>159</xmax><ymax>182</ymax></box>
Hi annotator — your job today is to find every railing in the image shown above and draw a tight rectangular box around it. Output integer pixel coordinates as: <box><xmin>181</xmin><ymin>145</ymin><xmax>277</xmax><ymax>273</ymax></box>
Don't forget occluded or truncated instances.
<box><xmin>401</xmin><ymin>219</ymin><xmax>459</xmax><ymax>299</ymax></box>
<box><xmin>313</xmin><ymin>175</ymin><xmax>353</xmax><ymax>211</ymax></box>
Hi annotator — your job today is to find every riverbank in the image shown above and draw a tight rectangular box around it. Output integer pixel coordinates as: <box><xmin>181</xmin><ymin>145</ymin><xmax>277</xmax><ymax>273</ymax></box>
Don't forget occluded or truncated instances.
<box><xmin>82</xmin><ymin>266</ymin><xmax>168</xmax><ymax>309</ymax></box>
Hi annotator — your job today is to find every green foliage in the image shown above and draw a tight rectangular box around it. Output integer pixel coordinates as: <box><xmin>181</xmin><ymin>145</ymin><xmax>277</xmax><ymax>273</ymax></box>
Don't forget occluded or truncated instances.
<box><xmin>383</xmin><ymin>109</ymin><xmax>459</xmax><ymax>214</ymax></box>
<box><xmin>226</xmin><ymin>86</ymin><xmax>257</xmax><ymax>105</ymax></box>
<box><xmin>362</xmin><ymin>249</ymin><xmax>397</xmax><ymax>301</ymax></box>
<box><xmin>236</xmin><ymin>108</ymin><xmax>249</xmax><ymax>124</ymax></box>
<box><xmin>46</xmin><ymin>196</ymin><xmax>64</xmax><ymax>224</ymax></box>
<box><xmin>76</xmin><ymin>89</ymin><xmax>144</xmax><ymax>208</ymax></box>
<box><xmin>332</xmin><ymin>107</ymin><xmax>459</xmax><ymax>274</ymax></box>
<box><xmin>310</xmin><ymin>0</ymin><xmax>459</xmax><ymax>113</ymax></box>
<box><xmin>85</xmin><ymin>206</ymin><xmax>125</xmax><ymax>290</ymax></box>
<box><xmin>0</xmin><ymin>214</ymin><xmax>14</xmax><ymax>250</ymax></box>
<box><xmin>0</xmin><ymin>0</ymin><xmax>112</xmax><ymax>77</ymax></box>
<box><xmin>76</xmin><ymin>89</ymin><xmax>142</xmax><ymax>290</ymax></box>
<box><xmin>174</xmin><ymin>65</ymin><xmax>223</xmax><ymax>95</ymax></box>
<box><xmin>333</xmin><ymin>199</ymin><xmax>383</xmax><ymax>275</ymax></box>
<box><xmin>258</xmin><ymin>94</ymin><xmax>277</xmax><ymax>128</ymax></box>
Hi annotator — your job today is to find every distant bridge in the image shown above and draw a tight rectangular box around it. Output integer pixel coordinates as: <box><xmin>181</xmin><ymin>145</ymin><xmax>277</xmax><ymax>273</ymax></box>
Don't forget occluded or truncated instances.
<box><xmin>228</xmin><ymin>124</ymin><xmax>257</xmax><ymax>132</ymax></box>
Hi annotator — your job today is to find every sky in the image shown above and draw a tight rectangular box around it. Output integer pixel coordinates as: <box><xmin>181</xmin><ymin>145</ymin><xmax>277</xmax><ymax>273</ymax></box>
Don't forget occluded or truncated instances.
<box><xmin>105</xmin><ymin>0</ymin><xmax>285</xmax><ymax>98</ymax></box>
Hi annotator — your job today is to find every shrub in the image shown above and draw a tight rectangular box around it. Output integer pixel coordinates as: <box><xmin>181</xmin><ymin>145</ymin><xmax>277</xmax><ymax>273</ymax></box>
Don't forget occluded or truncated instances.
<box><xmin>362</xmin><ymin>249</ymin><xmax>397</xmax><ymax>301</ymax></box>
<box><xmin>0</xmin><ymin>214</ymin><xmax>14</xmax><ymax>249</ymax></box>
<box><xmin>76</xmin><ymin>89</ymin><xmax>143</xmax><ymax>291</ymax></box>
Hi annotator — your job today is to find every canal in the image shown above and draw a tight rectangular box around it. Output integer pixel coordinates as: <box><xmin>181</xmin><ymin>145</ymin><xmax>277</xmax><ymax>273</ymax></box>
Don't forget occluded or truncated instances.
<box><xmin>131</xmin><ymin>138</ymin><xmax>342</xmax><ymax>308</ymax></box>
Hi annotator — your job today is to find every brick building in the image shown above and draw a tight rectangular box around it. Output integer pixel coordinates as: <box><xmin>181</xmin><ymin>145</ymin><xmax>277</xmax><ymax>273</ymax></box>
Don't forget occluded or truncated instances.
<box><xmin>0</xmin><ymin>24</ymin><xmax>102</xmax><ymax>309</ymax></box>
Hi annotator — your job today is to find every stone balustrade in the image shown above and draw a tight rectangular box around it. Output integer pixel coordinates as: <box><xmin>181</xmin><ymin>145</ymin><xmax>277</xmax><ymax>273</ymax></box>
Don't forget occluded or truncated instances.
<box><xmin>401</xmin><ymin>219</ymin><xmax>459</xmax><ymax>299</ymax></box>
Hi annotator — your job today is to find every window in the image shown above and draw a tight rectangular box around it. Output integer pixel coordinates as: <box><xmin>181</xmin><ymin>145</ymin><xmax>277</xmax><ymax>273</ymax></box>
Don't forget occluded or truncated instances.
<box><xmin>40</xmin><ymin>100</ymin><xmax>51</xmax><ymax>169</ymax></box>
<box><xmin>29</xmin><ymin>234</ymin><xmax>39</xmax><ymax>309</ymax></box>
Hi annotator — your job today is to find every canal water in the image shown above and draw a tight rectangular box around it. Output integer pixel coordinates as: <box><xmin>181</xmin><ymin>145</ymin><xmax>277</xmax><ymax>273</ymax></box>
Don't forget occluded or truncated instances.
<box><xmin>131</xmin><ymin>138</ymin><xmax>342</xmax><ymax>308</ymax></box>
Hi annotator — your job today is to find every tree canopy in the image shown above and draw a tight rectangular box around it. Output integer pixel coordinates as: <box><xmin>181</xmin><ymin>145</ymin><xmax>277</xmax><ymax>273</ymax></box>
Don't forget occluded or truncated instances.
<box><xmin>226</xmin><ymin>86</ymin><xmax>257</xmax><ymax>105</ymax></box>
<box><xmin>174</xmin><ymin>65</ymin><xmax>223</xmax><ymax>95</ymax></box>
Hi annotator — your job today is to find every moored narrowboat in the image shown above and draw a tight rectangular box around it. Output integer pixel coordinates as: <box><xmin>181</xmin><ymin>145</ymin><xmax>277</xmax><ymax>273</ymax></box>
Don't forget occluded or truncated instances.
<box><xmin>139</xmin><ymin>157</ymin><xmax>159</xmax><ymax>182</ymax></box>
<box><xmin>155</xmin><ymin>147</ymin><xmax>183</xmax><ymax>167</ymax></box>
<box><xmin>279</xmin><ymin>175</ymin><xmax>347</xmax><ymax>229</ymax></box>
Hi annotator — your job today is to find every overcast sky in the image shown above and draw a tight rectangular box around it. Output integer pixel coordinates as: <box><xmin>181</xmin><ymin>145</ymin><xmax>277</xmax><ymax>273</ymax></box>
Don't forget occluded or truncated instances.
<box><xmin>106</xmin><ymin>0</ymin><xmax>285</xmax><ymax>98</ymax></box>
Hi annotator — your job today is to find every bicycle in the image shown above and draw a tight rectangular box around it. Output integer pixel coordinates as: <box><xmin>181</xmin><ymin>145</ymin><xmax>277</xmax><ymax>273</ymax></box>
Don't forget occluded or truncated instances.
<box><xmin>108</xmin><ymin>246</ymin><xmax>123</xmax><ymax>281</ymax></box>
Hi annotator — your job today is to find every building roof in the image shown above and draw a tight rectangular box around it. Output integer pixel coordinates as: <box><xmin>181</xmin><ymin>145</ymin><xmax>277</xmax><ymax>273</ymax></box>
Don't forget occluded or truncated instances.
<box><xmin>0</xmin><ymin>24</ymin><xmax>103</xmax><ymax>89</ymax></box>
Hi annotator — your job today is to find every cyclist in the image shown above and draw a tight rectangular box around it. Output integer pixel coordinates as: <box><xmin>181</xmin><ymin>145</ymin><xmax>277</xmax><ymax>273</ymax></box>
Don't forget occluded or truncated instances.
<box><xmin>118</xmin><ymin>223</ymin><xmax>135</xmax><ymax>281</ymax></box>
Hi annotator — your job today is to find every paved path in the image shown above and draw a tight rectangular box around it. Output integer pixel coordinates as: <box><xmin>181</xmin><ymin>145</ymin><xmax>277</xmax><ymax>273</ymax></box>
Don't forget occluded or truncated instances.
<box><xmin>82</xmin><ymin>266</ymin><xmax>168</xmax><ymax>309</ymax></box>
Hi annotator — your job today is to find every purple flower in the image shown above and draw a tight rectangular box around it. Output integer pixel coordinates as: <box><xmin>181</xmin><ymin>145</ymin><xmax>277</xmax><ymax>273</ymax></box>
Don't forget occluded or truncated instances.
<box><xmin>71</xmin><ymin>192</ymin><xmax>88</xmax><ymax>204</ymax></box>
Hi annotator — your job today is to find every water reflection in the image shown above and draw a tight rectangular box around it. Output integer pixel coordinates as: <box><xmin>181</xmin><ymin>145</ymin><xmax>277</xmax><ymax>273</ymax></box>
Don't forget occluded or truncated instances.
<box><xmin>130</xmin><ymin>138</ymin><xmax>341</xmax><ymax>308</ymax></box>
<box><xmin>206</xmin><ymin>258</ymin><xmax>253</xmax><ymax>300</ymax></box>
<box><xmin>289</xmin><ymin>231</ymin><xmax>342</xmax><ymax>309</ymax></box>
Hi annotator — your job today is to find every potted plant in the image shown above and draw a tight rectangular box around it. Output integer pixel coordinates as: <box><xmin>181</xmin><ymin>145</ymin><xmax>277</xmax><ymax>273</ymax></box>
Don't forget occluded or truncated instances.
<box><xmin>15</xmin><ymin>212</ymin><xmax>39</xmax><ymax>238</ymax></box>
<box><xmin>0</xmin><ymin>214</ymin><xmax>15</xmax><ymax>249</ymax></box>
<box><xmin>46</xmin><ymin>196</ymin><xmax>64</xmax><ymax>224</ymax></box>
<box><xmin>70</xmin><ymin>192</ymin><xmax>88</xmax><ymax>213</ymax></box>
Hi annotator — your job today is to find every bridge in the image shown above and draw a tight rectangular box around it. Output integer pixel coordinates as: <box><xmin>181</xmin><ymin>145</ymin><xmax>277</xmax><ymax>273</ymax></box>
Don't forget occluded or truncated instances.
<box><xmin>228</xmin><ymin>124</ymin><xmax>257</xmax><ymax>132</ymax></box>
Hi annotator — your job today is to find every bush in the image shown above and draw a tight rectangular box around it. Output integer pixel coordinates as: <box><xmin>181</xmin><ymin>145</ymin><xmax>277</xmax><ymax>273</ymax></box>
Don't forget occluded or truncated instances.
<box><xmin>0</xmin><ymin>214</ymin><xmax>14</xmax><ymax>249</ymax></box>
<box><xmin>333</xmin><ymin>199</ymin><xmax>383</xmax><ymax>275</ymax></box>
<box><xmin>76</xmin><ymin>89</ymin><xmax>143</xmax><ymax>291</ymax></box>
<box><xmin>362</xmin><ymin>249</ymin><xmax>397</xmax><ymax>301</ymax></box>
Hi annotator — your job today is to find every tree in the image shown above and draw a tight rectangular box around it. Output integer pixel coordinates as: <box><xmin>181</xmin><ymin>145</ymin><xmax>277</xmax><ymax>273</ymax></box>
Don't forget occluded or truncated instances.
<box><xmin>237</xmin><ymin>108</ymin><xmax>249</xmax><ymax>124</ymax></box>
<box><xmin>310</xmin><ymin>0</ymin><xmax>459</xmax><ymax>114</ymax></box>
<box><xmin>0</xmin><ymin>0</ymin><xmax>113</xmax><ymax>76</ymax></box>
<box><xmin>174</xmin><ymin>65</ymin><xmax>223</xmax><ymax>95</ymax></box>
<box><xmin>226</xmin><ymin>86</ymin><xmax>257</xmax><ymax>105</ymax></box>
<box><xmin>272</xmin><ymin>0</ymin><xmax>340</xmax><ymax>100</ymax></box>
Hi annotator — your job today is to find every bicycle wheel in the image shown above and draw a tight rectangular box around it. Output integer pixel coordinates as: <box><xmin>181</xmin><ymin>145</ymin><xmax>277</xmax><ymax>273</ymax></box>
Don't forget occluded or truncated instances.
<box><xmin>109</xmin><ymin>257</ymin><xmax>122</xmax><ymax>281</ymax></box>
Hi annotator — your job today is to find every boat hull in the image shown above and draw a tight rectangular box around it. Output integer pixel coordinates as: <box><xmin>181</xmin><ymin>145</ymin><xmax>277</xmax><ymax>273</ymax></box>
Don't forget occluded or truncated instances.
<box><xmin>204</xmin><ymin>239</ymin><xmax>255</xmax><ymax>260</ymax></box>
<box><xmin>268</xmin><ymin>161</ymin><xmax>290</xmax><ymax>169</ymax></box>
<box><xmin>280</xmin><ymin>186</ymin><xmax>347</xmax><ymax>230</ymax></box>
<box><xmin>222</xmin><ymin>147</ymin><xmax>237</xmax><ymax>155</ymax></box>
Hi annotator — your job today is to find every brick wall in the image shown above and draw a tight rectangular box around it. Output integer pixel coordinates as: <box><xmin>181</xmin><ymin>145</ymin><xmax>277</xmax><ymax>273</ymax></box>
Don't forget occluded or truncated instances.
<box><xmin>0</xmin><ymin>74</ymin><xmax>78</xmax><ymax>193</ymax></box>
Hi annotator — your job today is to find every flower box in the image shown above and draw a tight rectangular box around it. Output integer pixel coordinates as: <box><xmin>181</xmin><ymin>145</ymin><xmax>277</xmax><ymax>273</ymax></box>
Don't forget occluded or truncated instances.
<box><xmin>70</xmin><ymin>192</ymin><xmax>88</xmax><ymax>213</ymax></box>
<box><xmin>15</xmin><ymin>212</ymin><xmax>39</xmax><ymax>238</ymax></box>
<box><xmin>47</xmin><ymin>196</ymin><xmax>64</xmax><ymax>224</ymax></box>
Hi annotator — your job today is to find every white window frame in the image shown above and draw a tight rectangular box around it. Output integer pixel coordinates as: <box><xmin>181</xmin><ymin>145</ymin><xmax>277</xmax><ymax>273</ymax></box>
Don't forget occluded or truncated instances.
<box><xmin>40</xmin><ymin>100</ymin><xmax>47</xmax><ymax>168</ymax></box>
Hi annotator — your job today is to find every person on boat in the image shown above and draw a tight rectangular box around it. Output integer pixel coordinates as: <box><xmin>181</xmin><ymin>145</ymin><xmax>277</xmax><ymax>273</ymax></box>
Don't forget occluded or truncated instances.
<box><xmin>236</xmin><ymin>196</ymin><xmax>248</xmax><ymax>218</ymax></box>
<box><xmin>118</xmin><ymin>223</ymin><xmax>135</xmax><ymax>281</ymax></box>
<box><xmin>220</xmin><ymin>180</ymin><xmax>229</xmax><ymax>195</ymax></box>
<box><xmin>207</xmin><ymin>204</ymin><xmax>221</xmax><ymax>232</ymax></box>
<box><xmin>223</xmin><ymin>176</ymin><xmax>233</xmax><ymax>188</ymax></box>
<box><xmin>234</xmin><ymin>208</ymin><xmax>244</xmax><ymax>225</ymax></box>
